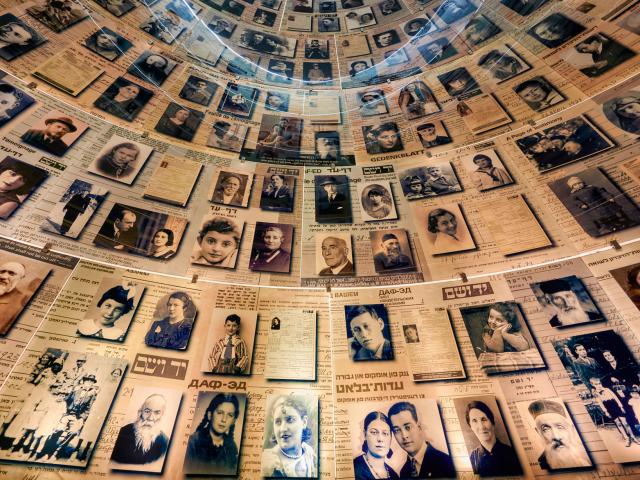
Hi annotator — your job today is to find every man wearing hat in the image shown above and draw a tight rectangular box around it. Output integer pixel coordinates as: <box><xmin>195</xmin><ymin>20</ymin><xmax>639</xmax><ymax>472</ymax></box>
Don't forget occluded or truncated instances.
<box><xmin>316</xmin><ymin>176</ymin><xmax>350</xmax><ymax>223</ymax></box>
<box><xmin>538</xmin><ymin>278</ymin><xmax>602</xmax><ymax>327</ymax></box>
<box><xmin>373</xmin><ymin>232</ymin><xmax>413</xmax><ymax>273</ymax></box>
<box><xmin>0</xmin><ymin>260</ymin><xmax>29</xmax><ymax>335</ymax></box>
<box><xmin>528</xmin><ymin>399</ymin><xmax>591</xmax><ymax>470</ymax></box>
<box><xmin>22</xmin><ymin>115</ymin><xmax>77</xmax><ymax>156</ymax></box>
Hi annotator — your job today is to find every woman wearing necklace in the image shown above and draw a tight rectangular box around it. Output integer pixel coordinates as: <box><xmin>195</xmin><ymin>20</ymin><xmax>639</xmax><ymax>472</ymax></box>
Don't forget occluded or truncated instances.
<box><xmin>144</xmin><ymin>291</ymin><xmax>196</xmax><ymax>350</ymax></box>
<box><xmin>148</xmin><ymin>228</ymin><xmax>176</xmax><ymax>259</ymax></box>
<box><xmin>353</xmin><ymin>411</ymin><xmax>399</xmax><ymax>479</ymax></box>
<box><xmin>262</xmin><ymin>394</ymin><xmax>317</xmax><ymax>477</ymax></box>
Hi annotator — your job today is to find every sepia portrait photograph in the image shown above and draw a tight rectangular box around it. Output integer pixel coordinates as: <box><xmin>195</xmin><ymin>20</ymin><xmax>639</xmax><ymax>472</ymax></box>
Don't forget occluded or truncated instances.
<box><xmin>461</xmin><ymin>149</ymin><xmax>513</xmax><ymax>191</ymax></box>
<box><xmin>397</xmin><ymin>81</ymin><xmax>440</xmax><ymax>119</ymax></box>
<box><xmin>127</xmin><ymin>50</ymin><xmax>177</xmax><ymax>86</ymax></box>
<box><xmin>144</xmin><ymin>291</ymin><xmax>197</xmax><ymax>350</ymax></box>
<box><xmin>206</xmin><ymin>121</ymin><xmax>249</xmax><ymax>153</ymax></box>
<box><xmin>239</xmin><ymin>29</ymin><xmax>297</xmax><ymax>57</ymax></box>
<box><xmin>460</xmin><ymin>301</ymin><xmax>545</xmax><ymax>374</ymax></box>
<box><xmin>253</xmin><ymin>8</ymin><xmax>277</xmax><ymax>27</ymax></box>
<box><xmin>42</xmin><ymin>179</ymin><xmax>107</xmax><ymax>238</ymax></box>
<box><xmin>527</xmin><ymin>13</ymin><xmax>586</xmax><ymax>49</ymax></box>
<box><xmin>21</xmin><ymin>110</ymin><xmax>88</xmax><ymax>156</ymax></box>
<box><xmin>0</xmin><ymin>156</ymin><xmax>48</xmax><ymax>219</ymax></box>
<box><xmin>94</xmin><ymin>77</ymin><xmax>154</xmax><ymax>122</ymax></box>
<box><xmin>435</xmin><ymin>0</ymin><xmax>477</xmax><ymax>25</ymax></box>
<box><xmin>314</xmin><ymin>175</ymin><xmax>352</xmax><ymax>224</ymax></box>
<box><xmin>208</xmin><ymin>14</ymin><xmax>237</xmax><ymax>38</ymax></box>
<box><xmin>438</xmin><ymin>67</ymin><xmax>481</xmax><ymax>99</ymax></box>
<box><xmin>179</xmin><ymin>75</ymin><xmax>217</xmax><ymax>106</ymax></box>
<box><xmin>260</xmin><ymin>173</ymin><xmax>295</xmax><ymax>212</ymax></box>
<box><xmin>255</xmin><ymin>115</ymin><xmax>303</xmax><ymax>160</ymax></box>
<box><xmin>0</xmin><ymin>349</ymin><xmax>127</xmax><ymax>466</ymax></box>
<box><xmin>452</xmin><ymin>395</ymin><xmax>523</xmax><ymax>476</ymax></box>
<box><xmin>345</xmin><ymin>304</ymin><xmax>393</xmax><ymax>361</ymax></box>
<box><xmin>603</xmin><ymin>91</ymin><xmax>640</xmax><ymax>135</ymax></box>
<box><xmin>84</xmin><ymin>27</ymin><xmax>132</xmax><ymax>61</ymax></box>
<box><xmin>76</xmin><ymin>277</ymin><xmax>144</xmax><ymax>342</ymax></box>
<box><xmin>345</xmin><ymin>7</ymin><xmax>377</xmax><ymax>30</ymax></box>
<box><xmin>316</xmin><ymin>232</ymin><xmax>354</xmax><ymax>276</ymax></box>
<box><xmin>513</xmin><ymin>76</ymin><xmax>564</xmax><ymax>112</ymax></box>
<box><xmin>201</xmin><ymin>308</ymin><xmax>258</xmax><ymax>375</ymax></box>
<box><xmin>93</xmin><ymin>0</ymin><xmax>136</xmax><ymax>16</ymax></box>
<box><xmin>413</xmin><ymin>203</ymin><xmax>475</xmax><ymax>255</ymax></box>
<box><xmin>477</xmin><ymin>45</ymin><xmax>530</xmax><ymax>83</ymax></box>
<box><xmin>27</xmin><ymin>0</ymin><xmax>87</xmax><ymax>33</ymax></box>
<box><xmin>191</xmin><ymin>213</ymin><xmax>244</xmax><ymax>269</ymax></box>
<box><xmin>0</xmin><ymin>251</ymin><xmax>50</xmax><ymax>336</ymax></box>
<box><xmin>210</xmin><ymin>168</ymin><xmax>253</xmax><ymax>208</ymax></box>
<box><xmin>249</xmin><ymin>222</ymin><xmax>293</xmax><ymax>273</ymax></box>
<box><xmin>416</xmin><ymin>120</ymin><xmax>452</xmax><ymax>149</ymax></box>
<box><xmin>88</xmin><ymin>134</ymin><xmax>154</xmax><ymax>185</ymax></box>
<box><xmin>266</xmin><ymin>59</ymin><xmax>294</xmax><ymax>85</ymax></box>
<box><xmin>183</xmin><ymin>391</ymin><xmax>247</xmax><ymax>475</ymax></box>
<box><xmin>318</xmin><ymin>16</ymin><xmax>340</xmax><ymax>32</ymax></box>
<box><xmin>155</xmin><ymin>102</ymin><xmax>204</xmax><ymax>142</ymax></box>
<box><xmin>370</xmin><ymin>228</ymin><xmax>415</xmax><ymax>274</ymax></box>
<box><xmin>0</xmin><ymin>80</ymin><xmax>34</xmax><ymax>127</ymax></box>
<box><xmin>515</xmin><ymin>397</ymin><xmax>592</xmax><ymax>471</ymax></box>
<box><xmin>417</xmin><ymin>37</ymin><xmax>457</xmax><ymax>65</ymax></box>
<box><xmin>561</xmin><ymin>33</ymin><xmax>635</xmax><ymax>78</ymax></box>
<box><xmin>402</xmin><ymin>15</ymin><xmax>437</xmax><ymax>38</ymax></box>
<box><xmin>357</xmin><ymin>181</ymin><xmax>397</xmax><ymax>222</ymax></box>
<box><xmin>610</xmin><ymin>262</ymin><xmax>640</xmax><ymax>312</ymax></box>
<box><xmin>93</xmin><ymin>202</ymin><xmax>188</xmax><ymax>259</ymax></box>
<box><xmin>0</xmin><ymin>14</ymin><xmax>47</xmax><ymax>61</ymax></box>
<box><xmin>139</xmin><ymin>9</ymin><xmax>186</xmax><ymax>45</ymax></box>
<box><xmin>357</xmin><ymin>89</ymin><xmax>388</xmax><ymax>117</ymax></box>
<box><xmin>110</xmin><ymin>386</ymin><xmax>182</xmax><ymax>472</ymax></box>
<box><xmin>363</xmin><ymin>122</ymin><xmax>403</xmax><ymax>154</ymax></box>
<box><xmin>305</xmin><ymin>38</ymin><xmax>329</xmax><ymax>59</ymax></box>
<box><xmin>265</xmin><ymin>91</ymin><xmax>290</xmax><ymax>112</ymax></box>
<box><xmin>347</xmin><ymin>398</ymin><xmax>454</xmax><ymax>479</ymax></box>
<box><xmin>315</xmin><ymin>131</ymin><xmax>341</xmax><ymax>162</ymax></box>
<box><xmin>548</xmin><ymin>167</ymin><xmax>640</xmax><ymax>237</ymax></box>
<box><xmin>399</xmin><ymin>163</ymin><xmax>462</xmax><ymax>200</ymax></box>
<box><xmin>217</xmin><ymin>82</ymin><xmax>259</xmax><ymax>119</ymax></box>
<box><xmin>303</xmin><ymin>62</ymin><xmax>332</xmax><ymax>84</ymax></box>
<box><xmin>462</xmin><ymin>14</ymin><xmax>501</xmax><ymax>46</ymax></box>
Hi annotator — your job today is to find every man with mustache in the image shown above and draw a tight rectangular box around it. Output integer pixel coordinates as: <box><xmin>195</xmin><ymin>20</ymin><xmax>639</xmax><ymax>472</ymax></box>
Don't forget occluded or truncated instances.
<box><xmin>21</xmin><ymin>115</ymin><xmax>78</xmax><ymax>156</ymax></box>
<box><xmin>528</xmin><ymin>399</ymin><xmax>591</xmax><ymax>470</ymax></box>
<box><xmin>319</xmin><ymin>236</ymin><xmax>354</xmax><ymax>276</ymax></box>
<box><xmin>373</xmin><ymin>233</ymin><xmax>412</xmax><ymax>273</ymax></box>
<box><xmin>0</xmin><ymin>260</ymin><xmax>28</xmax><ymax>335</ymax></box>
<box><xmin>111</xmin><ymin>394</ymin><xmax>169</xmax><ymax>465</ymax></box>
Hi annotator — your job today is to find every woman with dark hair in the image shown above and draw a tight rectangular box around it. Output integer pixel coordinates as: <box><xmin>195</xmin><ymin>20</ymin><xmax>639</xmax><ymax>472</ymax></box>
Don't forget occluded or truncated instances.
<box><xmin>364</xmin><ymin>123</ymin><xmax>403</xmax><ymax>154</ymax></box>
<box><xmin>481</xmin><ymin>303</ymin><xmax>529</xmax><ymax>353</ymax></box>
<box><xmin>191</xmin><ymin>216</ymin><xmax>242</xmax><ymax>268</ymax></box>
<box><xmin>426</xmin><ymin>208</ymin><xmax>468</xmax><ymax>252</ymax></box>
<box><xmin>145</xmin><ymin>291</ymin><xmax>196</xmax><ymax>350</ymax></box>
<box><xmin>185</xmin><ymin>393</ymin><xmax>241</xmax><ymax>474</ymax></box>
<box><xmin>353</xmin><ymin>411</ymin><xmax>399</xmax><ymax>479</ymax></box>
<box><xmin>249</xmin><ymin>225</ymin><xmax>291</xmax><ymax>273</ymax></box>
<box><xmin>514</xmin><ymin>78</ymin><xmax>562</xmax><ymax>112</ymax></box>
<box><xmin>128</xmin><ymin>53</ymin><xmax>172</xmax><ymax>85</ymax></box>
<box><xmin>0</xmin><ymin>157</ymin><xmax>47</xmax><ymax>219</ymax></box>
<box><xmin>350</xmin><ymin>60</ymin><xmax>375</xmax><ymax>82</ymax></box>
<box><xmin>148</xmin><ymin>228</ymin><xmax>175</xmax><ymax>259</ymax></box>
<box><xmin>262</xmin><ymin>394</ymin><xmax>317</xmax><ymax>477</ymax></box>
<box><xmin>477</xmin><ymin>49</ymin><xmax>525</xmax><ymax>81</ymax></box>
<box><xmin>77</xmin><ymin>283</ymin><xmax>137</xmax><ymax>341</ymax></box>
<box><xmin>0</xmin><ymin>83</ymin><xmax>24</xmax><ymax>125</ymax></box>
<box><xmin>94</xmin><ymin>79</ymin><xmax>150</xmax><ymax>122</ymax></box>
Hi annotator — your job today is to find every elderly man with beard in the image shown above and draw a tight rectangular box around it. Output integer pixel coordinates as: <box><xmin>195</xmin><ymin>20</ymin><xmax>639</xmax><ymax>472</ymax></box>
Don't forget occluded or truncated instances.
<box><xmin>373</xmin><ymin>233</ymin><xmax>412</xmax><ymax>273</ymax></box>
<box><xmin>539</xmin><ymin>279</ymin><xmax>602</xmax><ymax>327</ymax></box>
<box><xmin>110</xmin><ymin>394</ymin><xmax>169</xmax><ymax>465</ymax></box>
<box><xmin>528</xmin><ymin>400</ymin><xmax>591</xmax><ymax>470</ymax></box>
<box><xmin>0</xmin><ymin>261</ymin><xmax>28</xmax><ymax>335</ymax></box>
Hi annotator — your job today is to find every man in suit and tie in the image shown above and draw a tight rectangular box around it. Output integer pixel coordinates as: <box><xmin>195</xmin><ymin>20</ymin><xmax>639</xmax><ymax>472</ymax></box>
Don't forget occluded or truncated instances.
<box><xmin>21</xmin><ymin>115</ymin><xmax>78</xmax><ymax>156</ymax></box>
<box><xmin>60</xmin><ymin>189</ymin><xmax>90</xmax><ymax>235</ymax></box>
<box><xmin>388</xmin><ymin>401</ymin><xmax>456</xmax><ymax>478</ymax></box>
<box><xmin>316</xmin><ymin>176</ymin><xmax>351</xmax><ymax>223</ymax></box>
<box><xmin>319</xmin><ymin>236</ymin><xmax>354</xmax><ymax>276</ymax></box>
<box><xmin>93</xmin><ymin>208</ymin><xmax>139</xmax><ymax>252</ymax></box>
<box><xmin>260</xmin><ymin>174</ymin><xmax>293</xmax><ymax>212</ymax></box>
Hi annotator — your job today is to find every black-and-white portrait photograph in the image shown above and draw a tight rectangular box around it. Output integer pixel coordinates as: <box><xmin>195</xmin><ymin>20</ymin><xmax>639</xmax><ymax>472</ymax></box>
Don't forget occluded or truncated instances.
<box><xmin>127</xmin><ymin>50</ymin><xmax>177</xmax><ymax>86</ymax></box>
<box><xmin>514</xmin><ymin>76</ymin><xmax>564</xmax><ymax>112</ymax></box>
<box><xmin>319</xmin><ymin>0</ymin><xmax>335</xmax><ymax>11</ymax></box>
<box><xmin>378</xmin><ymin>0</ymin><xmax>401</xmax><ymax>15</ymax></box>
<box><xmin>217</xmin><ymin>82</ymin><xmax>259</xmax><ymax>119</ymax></box>
<box><xmin>515</xmin><ymin>397</ymin><xmax>592</xmax><ymax>470</ymax></box>
<box><xmin>398</xmin><ymin>163</ymin><xmax>462</xmax><ymax>200</ymax></box>
<box><xmin>501</xmin><ymin>0</ymin><xmax>548</xmax><ymax>16</ymax></box>
<box><xmin>21</xmin><ymin>110</ymin><xmax>88</xmax><ymax>156</ymax></box>
<box><xmin>27</xmin><ymin>0</ymin><xmax>87</xmax><ymax>33</ymax></box>
<box><xmin>155</xmin><ymin>102</ymin><xmax>204</xmax><ymax>141</ymax></box>
<box><xmin>266</xmin><ymin>59</ymin><xmax>294</xmax><ymax>85</ymax></box>
<box><xmin>84</xmin><ymin>27</ymin><xmax>131</xmax><ymax>61</ymax></box>
<box><xmin>191</xmin><ymin>213</ymin><xmax>243</xmax><ymax>269</ymax></box>
<box><xmin>548</xmin><ymin>167</ymin><xmax>640</xmax><ymax>237</ymax></box>
<box><xmin>403</xmin><ymin>324</ymin><xmax>419</xmax><ymax>343</ymax></box>
<box><xmin>261</xmin><ymin>392</ymin><xmax>318</xmax><ymax>477</ymax></box>
<box><xmin>88</xmin><ymin>134</ymin><xmax>153</xmax><ymax>185</ymax></box>
<box><xmin>94</xmin><ymin>77</ymin><xmax>153</xmax><ymax>122</ymax></box>
<box><xmin>210</xmin><ymin>169</ymin><xmax>253</xmax><ymax>208</ymax></box>
<box><xmin>166</xmin><ymin>0</ymin><xmax>200</xmax><ymax>20</ymax></box>
<box><xmin>265</xmin><ymin>91</ymin><xmax>290</xmax><ymax>112</ymax></box>
<box><xmin>397</xmin><ymin>81</ymin><xmax>440</xmax><ymax>119</ymax></box>
<box><xmin>452</xmin><ymin>395</ymin><xmax>523</xmax><ymax>476</ymax></box>
<box><xmin>93</xmin><ymin>0</ymin><xmax>136</xmax><ymax>16</ymax></box>
<box><xmin>348</xmin><ymin>399</ymin><xmax>454</xmax><ymax>479</ymax></box>
<box><xmin>0</xmin><ymin>156</ymin><xmax>48</xmax><ymax>220</ymax></box>
<box><xmin>222</xmin><ymin>0</ymin><xmax>245</xmax><ymax>15</ymax></box>
<box><xmin>527</xmin><ymin>13</ymin><xmax>586</xmax><ymax>49</ymax></box>
<box><xmin>0</xmin><ymin>80</ymin><xmax>34</xmax><ymax>127</ymax></box>
<box><xmin>315</xmin><ymin>132</ymin><xmax>341</xmax><ymax>161</ymax></box>
<box><xmin>357</xmin><ymin>181</ymin><xmax>397</xmax><ymax>222</ymax></box>
<box><xmin>253</xmin><ymin>8</ymin><xmax>277</xmax><ymax>26</ymax></box>
<box><xmin>531</xmin><ymin>275</ymin><xmax>604</xmax><ymax>328</ymax></box>
<box><xmin>515</xmin><ymin>116</ymin><xmax>614</xmax><ymax>172</ymax></box>
<box><xmin>262</xmin><ymin>0</ymin><xmax>282</xmax><ymax>9</ymax></box>
<box><xmin>372</xmin><ymin>30</ymin><xmax>401</xmax><ymax>49</ymax></box>
<box><xmin>0</xmin><ymin>14</ymin><xmax>47</xmax><ymax>62</ymax></box>
<box><xmin>610</xmin><ymin>262</ymin><xmax>640</xmax><ymax>313</ymax></box>
<box><xmin>183</xmin><ymin>392</ymin><xmax>247</xmax><ymax>475</ymax></box>
<box><xmin>260</xmin><ymin>173</ymin><xmax>295</xmax><ymax>212</ymax></box>
<box><xmin>202</xmin><ymin>308</ymin><xmax>257</xmax><ymax>375</ymax></box>
<box><xmin>316</xmin><ymin>233</ymin><xmax>354</xmax><ymax>276</ymax></box>
<box><xmin>249</xmin><ymin>222</ymin><xmax>293</xmax><ymax>273</ymax></box>
<box><xmin>370</xmin><ymin>229</ymin><xmax>415</xmax><ymax>274</ymax></box>
<box><xmin>255</xmin><ymin>115</ymin><xmax>303</xmax><ymax>160</ymax></box>
<box><xmin>413</xmin><ymin>202</ymin><xmax>476</xmax><ymax>256</ymax></box>
<box><xmin>345</xmin><ymin>304</ymin><xmax>393</xmax><ymax>361</ymax></box>
<box><xmin>342</xmin><ymin>0</ymin><xmax>363</xmax><ymax>8</ymax></box>
<box><xmin>434</xmin><ymin>0</ymin><xmax>476</xmax><ymax>24</ymax></box>
<box><xmin>460</xmin><ymin>301</ymin><xmax>544</xmax><ymax>374</ymax></box>
<box><xmin>139</xmin><ymin>9</ymin><xmax>186</xmax><ymax>45</ymax></box>
<box><xmin>144</xmin><ymin>291</ymin><xmax>197</xmax><ymax>350</ymax></box>
<box><xmin>208</xmin><ymin>15</ymin><xmax>236</xmax><ymax>38</ymax></box>
<box><xmin>110</xmin><ymin>387</ymin><xmax>182</xmax><ymax>472</ymax></box>
<box><xmin>225</xmin><ymin>51</ymin><xmax>260</xmax><ymax>78</ymax></box>
<box><xmin>461</xmin><ymin>149</ymin><xmax>513</xmax><ymax>191</ymax></box>
<box><xmin>363</xmin><ymin>122</ymin><xmax>403</xmax><ymax>154</ymax></box>
<box><xmin>318</xmin><ymin>16</ymin><xmax>340</xmax><ymax>32</ymax></box>
<box><xmin>402</xmin><ymin>15</ymin><xmax>437</xmax><ymax>38</ymax></box>
<box><xmin>561</xmin><ymin>33</ymin><xmax>636</xmax><ymax>78</ymax></box>
<box><xmin>345</xmin><ymin>7</ymin><xmax>377</xmax><ymax>30</ymax></box>
<box><xmin>93</xmin><ymin>202</ymin><xmax>188</xmax><ymax>258</ymax></box>
<box><xmin>553</xmin><ymin>330</ymin><xmax>640</xmax><ymax>463</ymax></box>
<box><xmin>462</xmin><ymin>14</ymin><xmax>501</xmax><ymax>46</ymax></box>
<box><xmin>0</xmin><ymin>349</ymin><xmax>126</xmax><ymax>466</ymax></box>
<box><xmin>438</xmin><ymin>67</ymin><xmax>481</xmax><ymax>99</ymax></box>
<box><xmin>42</xmin><ymin>179</ymin><xmax>107</xmax><ymax>238</ymax></box>
<box><xmin>179</xmin><ymin>75</ymin><xmax>217</xmax><ymax>106</ymax></box>
<box><xmin>603</xmin><ymin>92</ymin><xmax>640</xmax><ymax>135</ymax></box>
<box><xmin>314</xmin><ymin>175</ymin><xmax>352</xmax><ymax>224</ymax></box>
<box><xmin>357</xmin><ymin>89</ymin><xmax>388</xmax><ymax>117</ymax></box>
<box><xmin>239</xmin><ymin>30</ymin><xmax>297</xmax><ymax>57</ymax></box>
<box><xmin>416</xmin><ymin>121</ymin><xmax>452</xmax><ymax>149</ymax></box>
<box><xmin>477</xmin><ymin>45</ymin><xmax>530</xmax><ymax>82</ymax></box>
<box><xmin>303</xmin><ymin>62</ymin><xmax>332</xmax><ymax>84</ymax></box>
<box><xmin>382</xmin><ymin>48</ymin><xmax>410</xmax><ymax>67</ymax></box>
<box><xmin>416</xmin><ymin>37</ymin><xmax>456</xmax><ymax>65</ymax></box>
<box><xmin>305</xmin><ymin>38</ymin><xmax>329</xmax><ymax>59</ymax></box>
<box><xmin>206</xmin><ymin>121</ymin><xmax>249</xmax><ymax>153</ymax></box>
<box><xmin>76</xmin><ymin>277</ymin><xmax>143</xmax><ymax>342</ymax></box>
<box><xmin>293</xmin><ymin>0</ymin><xmax>313</xmax><ymax>12</ymax></box>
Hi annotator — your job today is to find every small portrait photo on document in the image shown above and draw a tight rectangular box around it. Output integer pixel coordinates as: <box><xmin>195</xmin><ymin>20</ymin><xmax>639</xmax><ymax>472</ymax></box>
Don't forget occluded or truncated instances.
<box><xmin>530</xmin><ymin>275</ymin><xmax>604</xmax><ymax>328</ymax></box>
<box><xmin>610</xmin><ymin>262</ymin><xmax>640</xmax><ymax>313</ymax></box>
<box><xmin>0</xmin><ymin>14</ymin><xmax>47</xmax><ymax>61</ymax></box>
<box><xmin>370</xmin><ymin>228</ymin><xmax>415</xmax><ymax>274</ymax></box>
<box><xmin>84</xmin><ymin>27</ymin><xmax>132</xmax><ymax>61</ymax></box>
<box><xmin>144</xmin><ymin>291</ymin><xmax>197</xmax><ymax>350</ymax></box>
<box><xmin>248</xmin><ymin>222</ymin><xmax>293</xmax><ymax>273</ymax></box>
<box><xmin>191</xmin><ymin>213</ymin><xmax>244</xmax><ymax>269</ymax></box>
<box><xmin>94</xmin><ymin>77</ymin><xmax>154</xmax><ymax>122</ymax></box>
<box><xmin>179</xmin><ymin>75</ymin><xmax>218</xmax><ymax>106</ymax></box>
<box><xmin>345</xmin><ymin>304</ymin><xmax>393</xmax><ymax>361</ymax></box>
<box><xmin>316</xmin><ymin>232</ymin><xmax>354</xmax><ymax>276</ymax></box>
<box><xmin>27</xmin><ymin>0</ymin><xmax>87</xmax><ymax>32</ymax></box>
<box><xmin>260</xmin><ymin>173</ymin><xmax>295</xmax><ymax>212</ymax></box>
<box><xmin>155</xmin><ymin>102</ymin><xmax>204</xmax><ymax>142</ymax></box>
<box><xmin>0</xmin><ymin>156</ymin><xmax>48</xmax><ymax>219</ymax></box>
<box><xmin>461</xmin><ymin>149</ymin><xmax>514</xmax><ymax>192</ymax></box>
<box><xmin>399</xmin><ymin>163</ymin><xmax>462</xmax><ymax>200</ymax></box>
<box><xmin>403</xmin><ymin>323</ymin><xmax>419</xmax><ymax>343</ymax></box>
<box><xmin>76</xmin><ymin>277</ymin><xmax>144</xmax><ymax>342</ymax></box>
<box><xmin>412</xmin><ymin>203</ymin><xmax>476</xmax><ymax>255</ymax></box>
<box><xmin>416</xmin><ymin>121</ymin><xmax>452</xmax><ymax>149</ymax></box>
<box><xmin>21</xmin><ymin>110</ymin><xmax>88</xmax><ymax>156</ymax></box>
<box><xmin>207</xmin><ymin>121</ymin><xmax>249</xmax><ymax>153</ymax></box>
<box><xmin>127</xmin><ymin>50</ymin><xmax>177</xmax><ymax>87</ymax></box>
<box><xmin>315</xmin><ymin>175</ymin><xmax>352</xmax><ymax>223</ymax></box>
<box><xmin>527</xmin><ymin>13</ymin><xmax>586</xmax><ymax>49</ymax></box>
<box><xmin>201</xmin><ymin>308</ymin><xmax>258</xmax><ymax>375</ymax></box>
<box><xmin>0</xmin><ymin>80</ymin><xmax>35</xmax><ymax>127</ymax></box>
<box><xmin>357</xmin><ymin>181</ymin><xmax>397</xmax><ymax>222</ymax></box>
<box><xmin>513</xmin><ymin>76</ymin><xmax>564</xmax><ymax>112</ymax></box>
<box><xmin>88</xmin><ymin>134</ymin><xmax>153</xmax><ymax>185</ymax></box>
<box><xmin>210</xmin><ymin>169</ymin><xmax>253</xmax><ymax>208</ymax></box>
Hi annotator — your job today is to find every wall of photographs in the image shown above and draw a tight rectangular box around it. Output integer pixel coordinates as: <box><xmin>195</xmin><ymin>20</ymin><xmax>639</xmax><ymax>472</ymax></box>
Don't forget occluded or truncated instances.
<box><xmin>0</xmin><ymin>0</ymin><xmax>640</xmax><ymax>477</ymax></box>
